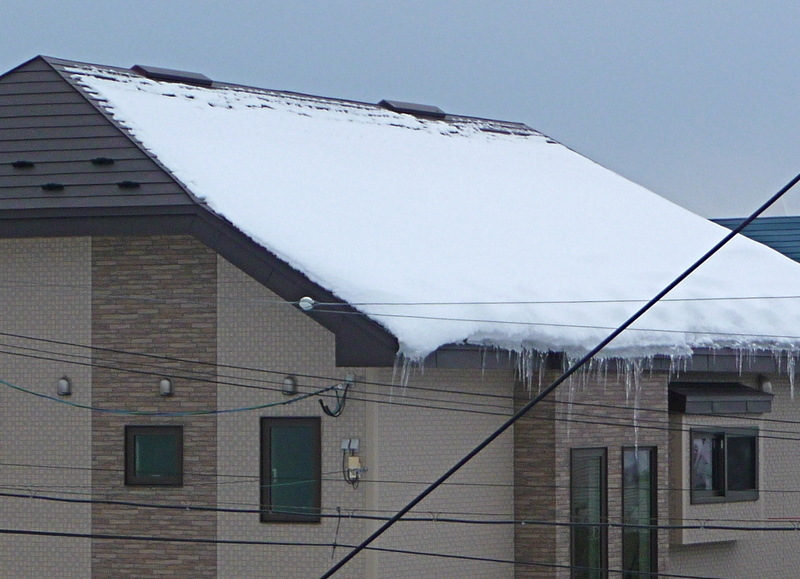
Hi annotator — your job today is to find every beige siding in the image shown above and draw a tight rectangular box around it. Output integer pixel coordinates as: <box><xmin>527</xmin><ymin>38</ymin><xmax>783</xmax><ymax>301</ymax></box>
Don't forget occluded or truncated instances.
<box><xmin>669</xmin><ymin>374</ymin><xmax>800</xmax><ymax>579</ymax></box>
<box><xmin>363</xmin><ymin>367</ymin><xmax>516</xmax><ymax>579</ymax></box>
<box><xmin>0</xmin><ymin>237</ymin><xmax>92</xmax><ymax>578</ymax></box>
<box><xmin>216</xmin><ymin>258</ymin><xmax>366</xmax><ymax>579</ymax></box>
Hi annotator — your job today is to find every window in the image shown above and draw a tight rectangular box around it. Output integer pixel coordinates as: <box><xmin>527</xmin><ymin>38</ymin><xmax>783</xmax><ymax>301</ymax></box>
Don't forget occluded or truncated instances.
<box><xmin>691</xmin><ymin>428</ymin><xmax>757</xmax><ymax>503</ymax></box>
<box><xmin>125</xmin><ymin>425</ymin><xmax>183</xmax><ymax>486</ymax></box>
<box><xmin>571</xmin><ymin>448</ymin><xmax>607</xmax><ymax>579</ymax></box>
<box><xmin>260</xmin><ymin>417</ymin><xmax>321</xmax><ymax>522</ymax></box>
<box><xmin>622</xmin><ymin>447</ymin><xmax>657</xmax><ymax>579</ymax></box>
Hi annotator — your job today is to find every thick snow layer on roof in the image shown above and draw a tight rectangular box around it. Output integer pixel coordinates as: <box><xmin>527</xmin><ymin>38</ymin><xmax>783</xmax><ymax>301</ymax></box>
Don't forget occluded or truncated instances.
<box><xmin>71</xmin><ymin>66</ymin><xmax>800</xmax><ymax>360</ymax></box>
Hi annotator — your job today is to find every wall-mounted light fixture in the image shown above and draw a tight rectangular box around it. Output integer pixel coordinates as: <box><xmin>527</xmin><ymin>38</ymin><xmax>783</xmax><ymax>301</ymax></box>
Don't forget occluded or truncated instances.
<box><xmin>159</xmin><ymin>378</ymin><xmax>174</xmax><ymax>397</ymax></box>
<box><xmin>758</xmin><ymin>375</ymin><xmax>773</xmax><ymax>394</ymax></box>
<box><xmin>282</xmin><ymin>375</ymin><xmax>298</xmax><ymax>396</ymax></box>
<box><xmin>57</xmin><ymin>376</ymin><xmax>72</xmax><ymax>396</ymax></box>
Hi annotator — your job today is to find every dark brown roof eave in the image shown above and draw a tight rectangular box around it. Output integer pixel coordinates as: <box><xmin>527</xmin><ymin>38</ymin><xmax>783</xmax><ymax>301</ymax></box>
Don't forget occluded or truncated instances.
<box><xmin>0</xmin><ymin>204</ymin><xmax>399</xmax><ymax>367</ymax></box>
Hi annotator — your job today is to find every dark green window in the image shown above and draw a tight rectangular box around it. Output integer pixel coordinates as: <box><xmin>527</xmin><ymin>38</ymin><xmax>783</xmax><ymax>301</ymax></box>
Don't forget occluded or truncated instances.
<box><xmin>622</xmin><ymin>447</ymin><xmax>657</xmax><ymax>579</ymax></box>
<box><xmin>125</xmin><ymin>425</ymin><xmax>183</xmax><ymax>486</ymax></box>
<box><xmin>571</xmin><ymin>448</ymin><xmax>607</xmax><ymax>579</ymax></box>
<box><xmin>260</xmin><ymin>417</ymin><xmax>321</xmax><ymax>522</ymax></box>
<box><xmin>691</xmin><ymin>428</ymin><xmax>758</xmax><ymax>503</ymax></box>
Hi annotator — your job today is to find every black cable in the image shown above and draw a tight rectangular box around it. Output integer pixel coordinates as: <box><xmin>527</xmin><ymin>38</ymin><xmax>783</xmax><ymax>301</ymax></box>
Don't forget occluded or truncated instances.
<box><xmin>360</xmin><ymin>544</ymin><xmax>730</xmax><ymax>579</ymax></box>
<box><xmin>4</xmin><ymin>488</ymin><xmax>800</xmax><ymax>531</ymax></box>
<box><xmin>10</xmin><ymin>277</ymin><xmax>800</xmax><ymax>306</ymax></box>
<box><xmin>5</xmin><ymin>328</ymin><xmax>800</xmax><ymax>428</ymax></box>
<box><xmin>0</xmin><ymin>527</ymin><xmax>737</xmax><ymax>579</ymax></box>
<box><xmin>313</xmin><ymin>304</ymin><xmax>800</xmax><ymax>340</ymax></box>
<box><xmin>319</xmin><ymin>171</ymin><xmax>800</xmax><ymax>578</ymax></box>
<box><xmin>1</xmin><ymin>328</ymin><xmax>797</xmax><ymax>420</ymax></box>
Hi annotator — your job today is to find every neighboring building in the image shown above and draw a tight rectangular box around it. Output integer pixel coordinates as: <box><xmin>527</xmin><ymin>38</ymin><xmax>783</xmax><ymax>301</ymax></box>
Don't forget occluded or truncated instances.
<box><xmin>714</xmin><ymin>215</ymin><xmax>800</xmax><ymax>261</ymax></box>
<box><xmin>3</xmin><ymin>56</ymin><xmax>800</xmax><ymax>579</ymax></box>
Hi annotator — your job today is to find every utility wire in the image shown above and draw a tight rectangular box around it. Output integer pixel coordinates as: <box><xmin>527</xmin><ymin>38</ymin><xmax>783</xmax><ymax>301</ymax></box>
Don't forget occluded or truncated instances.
<box><xmin>9</xmin><ymin>368</ymin><xmax>800</xmax><ymax>445</ymax></box>
<box><xmin>0</xmin><ymin>328</ymin><xmax>794</xmax><ymax>408</ymax></box>
<box><xmin>7</xmin><ymin>489</ymin><xmax>800</xmax><ymax>531</ymax></box>
<box><xmin>319</xmin><ymin>171</ymin><xmax>800</xmax><ymax>578</ymax></box>
<box><xmin>314</xmin><ymin>305</ymin><xmax>800</xmax><ymax>341</ymax></box>
<box><xmin>5</xmin><ymin>333</ymin><xmax>796</xmax><ymax>435</ymax></box>
<box><xmin>0</xmin><ymin>377</ymin><xmax>338</xmax><ymax>416</ymax></box>
<box><xmin>0</xmin><ymin>527</ymin><xmax>737</xmax><ymax>579</ymax></box>
<box><xmin>10</xmin><ymin>278</ymin><xmax>800</xmax><ymax>306</ymax></box>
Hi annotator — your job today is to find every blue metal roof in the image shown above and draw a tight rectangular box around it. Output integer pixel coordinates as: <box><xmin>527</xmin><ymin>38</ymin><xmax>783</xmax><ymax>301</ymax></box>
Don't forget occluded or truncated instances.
<box><xmin>713</xmin><ymin>216</ymin><xmax>800</xmax><ymax>262</ymax></box>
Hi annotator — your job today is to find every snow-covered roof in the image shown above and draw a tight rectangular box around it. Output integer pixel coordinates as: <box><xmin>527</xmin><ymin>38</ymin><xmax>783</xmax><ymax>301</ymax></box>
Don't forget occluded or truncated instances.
<box><xmin>67</xmin><ymin>64</ymin><xmax>800</xmax><ymax>360</ymax></box>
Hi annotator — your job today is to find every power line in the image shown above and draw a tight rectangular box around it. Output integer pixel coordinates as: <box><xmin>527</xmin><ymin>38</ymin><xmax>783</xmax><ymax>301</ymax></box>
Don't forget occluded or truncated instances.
<box><xmin>3</xmin><ymin>341</ymin><xmax>798</xmax><ymax>438</ymax></box>
<box><xmin>0</xmin><ymin>328</ymin><xmax>796</xmax><ymax>415</ymax></box>
<box><xmin>314</xmin><ymin>305</ymin><xmax>800</xmax><ymax>341</ymax></box>
<box><xmin>0</xmin><ymin>377</ymin><xmax>339</xmax><ymax>416</ymax></box>
<box><xmin>9</xmin><ymin>278</ymin><xmax>800</xmax><ymax>307</ymax></box>
<box><xmin>0</xmin><ymin>526</ymin><xmax>739</xmax><ymax>579</ymax></box>
<box><xmin>8</xmin><ymin>366</ymin><xmax>800</xmax><ymax>447</ymax></box>
<box><xmin>5</xmin><ymin>333</ymin><xmax>797</xmax><ymax>440</ymax></box>
<box><xmin>5</xmin><ymin>488</ymin><xmax>800</xmax><ymax>531</ymax></box>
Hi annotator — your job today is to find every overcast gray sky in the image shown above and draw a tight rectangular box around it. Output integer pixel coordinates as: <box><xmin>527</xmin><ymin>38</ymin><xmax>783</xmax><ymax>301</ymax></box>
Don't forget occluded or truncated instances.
<box><xmin>3</xmin><ymin>1</ymin><xmax>800</xmax><ymax>218</ymax></box>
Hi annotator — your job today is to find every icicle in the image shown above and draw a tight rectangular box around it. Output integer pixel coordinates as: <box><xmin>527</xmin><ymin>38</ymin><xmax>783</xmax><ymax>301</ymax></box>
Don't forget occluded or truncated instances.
<box><xmin>391</xmin><ymin>354</ymin><xmax>402</xmax><ymax>398</ymax></box>
<box><xmin>789</xmin><ymin>353</ymin><xmax>797</xmax><ymax>400</ymax></box>
<box><xmin>623</xmin><ymin>359</ymin><xmax>633</xmax><ymax>404</ymax></box>
<box><xmin>400</xmin><ymin>356</ymin><xmax>414</xmax><ymax>390</ymax></box>
<box><xmin>773</xmin><ymin>349</ymin><xmax>784</xmax><ymax>375</ymax></box>
<box><xmin>566</xmin><ymin>373</ymin><xmax>576</xmax><ymax>439</ymax></box>
<box><xmin>632</xmin><ymin>358</ymin><xmax>643</xmax><ymax>449</ymax></box>
<box><xmin>391</xmin><ymin>354</ymin><xmax>416</xmax><ymax>393</ymax></box>
<box><xmin>537</xmin><ymin>351</ymin><xmax>546</xmax><ymax>394</ymax></box>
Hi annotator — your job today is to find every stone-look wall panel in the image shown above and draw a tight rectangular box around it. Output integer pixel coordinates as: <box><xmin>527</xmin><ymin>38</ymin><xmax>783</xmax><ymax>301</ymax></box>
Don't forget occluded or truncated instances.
<box><xmin>669</xmin><ymin>373</ymin><xmax>800</xmax><ymax>579</ymax></box>
<box><xmin>91</xmin><ymin>236</ymin><xmax>217</xmax><ymax>578</ymax></box>
<box><xmin>514</xmin><ymin>384</ymin><xmax>557</xmax><ymax>579</ymax></box>
<box><xmin>548</xmin><ymin>369</ymin><xmax>670</xmax><ymax>579</ymax></box>
<box><xmin>364</xmin><ymin>367</ymin><xmax>516</xmax><ymax>579</ymax></box>
<box><xmin>216</xmin><ymin>259</ymin><xmax>366</xmax><ymax>579</ymax></box>
<box><xmin>0</xmin><ymin>238</ymin><xmax>92</xmax><ymax>578</ymax></box>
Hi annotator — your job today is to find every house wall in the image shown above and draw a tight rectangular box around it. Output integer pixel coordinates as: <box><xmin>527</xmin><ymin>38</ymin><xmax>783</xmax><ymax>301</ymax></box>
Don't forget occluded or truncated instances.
<box><xmin>0</xmin><ymin>237</ymin><xmax>92</xmax><ymax>578</ymax></box>
<box><xmin>549</xmin><ymin>367</ymin><xmax>670</xmax><ymax>579</ymax></box>
<box><xmin>669</xmin><ymin>373</ymin><xmax>800</xmax><ymax>579</ymax></box>
<box><xmin>514</xmin><ymin>383</ymin><xmax>557</xmax><ymax>579</ymax></box>
<box><xmin>90</xmin><ymin>236</ymin><xmax>218</xmax><ymax>578</ymax></box>
<box><xmin>362</xmin><ymin>366</ymin><xmax>516</xmax><ymax>579</ymax></box>
<box><xmin>216</xmin><ymin>258</ymin><xmax>366</xmax><ymax>579</ymax></box>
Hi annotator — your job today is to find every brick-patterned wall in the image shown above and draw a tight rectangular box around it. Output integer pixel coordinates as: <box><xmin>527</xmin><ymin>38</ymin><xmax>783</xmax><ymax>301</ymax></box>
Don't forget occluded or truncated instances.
<box><xmin>549</xmin><ymin>367</ymin><xmax>670</xmax><ymax>579</ymax></box>
<box><xmin>91</xmin><ymin>236</ymin><xmax>218</xmax><ymax>578</ymax></box>
<box><xmin>514</xmin><ymin>381</ymin><xmax>557</xmax><ymax>579</ymax></box>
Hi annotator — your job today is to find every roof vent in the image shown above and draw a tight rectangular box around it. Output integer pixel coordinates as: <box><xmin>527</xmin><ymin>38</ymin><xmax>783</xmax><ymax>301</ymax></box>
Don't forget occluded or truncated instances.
<box><xmin>117</xmin><ymin>181</ymin><xmax>141</xmax><ymax>189</ymax></box>
<box><xmin>131</xmin><ymin>64</ymin><xmax>213</xmax><ymax>87</ymax></box>
<box><xmin>379</xmin><ymin>99</ymin><xmax>446</xmax><ymax>119</ymax></box>
<box><xmin>91</xmin><ymin>157</ymin><xmax>115</xmax><ymax>166</ymax></box>
<box><xmin>12</xmin><ymin>160</ymin><xmax>35</xmax><ymax>169</ymax></box>
<box><xmin>41</xmin><ymin>183</ymin><xmax>65</xmax><ymax>192</ymax></box>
